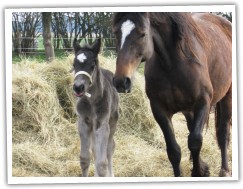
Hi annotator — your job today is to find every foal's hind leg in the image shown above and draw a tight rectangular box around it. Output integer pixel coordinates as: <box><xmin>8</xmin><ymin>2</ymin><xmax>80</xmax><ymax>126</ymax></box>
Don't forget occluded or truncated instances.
<box><xmin>107</xmin><ymin>138</ymin><xmax>115</xmax><ymax>177</ymax></box>
<box><xmin>216</xmin><ymin>86</ymin><xmax>232</xmax><ymax>177</ymax></box>
<box><xmin>107</xmin><ymin>113</ymin><xmax>118</xmax><ymax>177</ymax></box>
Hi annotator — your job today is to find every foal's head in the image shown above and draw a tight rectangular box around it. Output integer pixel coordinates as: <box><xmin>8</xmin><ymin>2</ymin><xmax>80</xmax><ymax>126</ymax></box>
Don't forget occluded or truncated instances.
<box><xmin>72</xmin><ymin>38</ymin><xmax>101</xmax><ymax>97</ymax></box>
<box><xmin>112</xmin><ymin>13</ymin><xmax>153</xmax><ymax>93</ymax></box>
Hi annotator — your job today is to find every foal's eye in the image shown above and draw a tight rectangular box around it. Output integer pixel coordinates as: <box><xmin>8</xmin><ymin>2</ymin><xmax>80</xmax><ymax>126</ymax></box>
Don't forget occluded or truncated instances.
<box><xmin>90</xmin><ymin>62</ymin><xmax>96</xmax><ymax>70</ymax></box>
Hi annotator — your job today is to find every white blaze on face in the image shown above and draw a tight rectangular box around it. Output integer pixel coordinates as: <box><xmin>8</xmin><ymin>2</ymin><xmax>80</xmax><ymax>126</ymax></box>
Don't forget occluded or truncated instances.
<box><xmin>77</xmin><ymin>53</ymin><xmax>87</xmax><ymax>63</ymax></box>
<box><xmin>120</xmin><ymin>20</ymin><xmax>135</xmax><ymax>49</ymax></box>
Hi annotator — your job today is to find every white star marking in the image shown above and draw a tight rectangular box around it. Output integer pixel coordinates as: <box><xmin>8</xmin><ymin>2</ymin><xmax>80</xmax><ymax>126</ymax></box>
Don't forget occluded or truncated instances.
<box><xmin>77</xmin><ymin>53</ymin><xmax>87</xmax><ymax>63</ymax></box>
<box><xmin>120</xmin><ymin>20</ymin><xmax>135</xmax><ymax>49</ymax></box>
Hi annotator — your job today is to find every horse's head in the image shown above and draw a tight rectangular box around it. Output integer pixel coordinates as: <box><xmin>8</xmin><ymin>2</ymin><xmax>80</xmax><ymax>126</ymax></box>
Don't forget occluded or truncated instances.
<box><xmin>72</xmin><ymin>38</ymin><xmax>101</xmax><ymax>97</ymax></box>
<box><xmin>112</xmin><ymin>13</ymin><xmax>153</xmax><ymax>93</ymax></box>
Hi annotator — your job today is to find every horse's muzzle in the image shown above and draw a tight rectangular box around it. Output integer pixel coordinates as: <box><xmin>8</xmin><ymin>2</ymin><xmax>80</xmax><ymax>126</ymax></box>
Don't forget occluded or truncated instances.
<box><xmin>113</xmin><ymin>77</ymin><xmax>132</xmax><ymax>93</ymax></box>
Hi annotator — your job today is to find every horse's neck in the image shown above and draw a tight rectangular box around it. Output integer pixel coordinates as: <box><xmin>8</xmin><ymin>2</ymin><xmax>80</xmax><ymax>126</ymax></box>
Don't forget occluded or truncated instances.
<box><xmin>151</xmin><ymin>28</ymin><xmax>174</xmax><ymax>71</ymax></box>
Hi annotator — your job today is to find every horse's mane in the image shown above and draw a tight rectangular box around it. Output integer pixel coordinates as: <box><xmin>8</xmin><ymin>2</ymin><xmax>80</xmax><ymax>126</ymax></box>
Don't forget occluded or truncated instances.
<box><xmin>149</xmin><ymin>12</ymin><xmax>207</xmax><ymax>64</ymax></box>
<box><xmin>112</xmin><ymin>12</ymin><xmax>146</xmax><ymax>32</ymax></box>
<box><xmin>149</xmin><ymin>13</ymin><xmax>204</xmax><ymax>41</ymax></box>
<box><xmin>113</xmin><ymin>12</ymin><xmax>208</xmax><ymax>64</ymax></box>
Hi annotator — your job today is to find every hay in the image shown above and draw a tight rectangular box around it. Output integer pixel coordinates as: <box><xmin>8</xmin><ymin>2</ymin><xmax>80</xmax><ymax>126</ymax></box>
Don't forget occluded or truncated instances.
<box><xmin>12</xmin><ymin>72</ymin><xmax>63</xmax><ymax>143</ymax></box>
<box><xmin>40</xmin><ymin>58</ymin><xmax>76</xmax><ymax>122</ymax></box>
<box><xmin>12</xmin><ymin>54</ymin><xmax>232</xmax><ymax>177</ymax></box>
<box><xmin>12</xmin><ymin>59</ymin><xmax>78</xmax><ymax>146</ymax></box>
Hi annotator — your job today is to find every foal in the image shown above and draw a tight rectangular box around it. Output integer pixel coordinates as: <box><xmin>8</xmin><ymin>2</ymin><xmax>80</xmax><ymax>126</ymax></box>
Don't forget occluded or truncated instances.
<box><xmin>72</xmin><ymin>38</ymin><xmax>119</xmax><ymax>177</ymax></box>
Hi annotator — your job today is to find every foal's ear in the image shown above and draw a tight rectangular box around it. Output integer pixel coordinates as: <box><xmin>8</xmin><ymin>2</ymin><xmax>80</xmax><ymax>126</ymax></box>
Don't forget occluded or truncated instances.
<box><xmin>91</xmin><ymin>38</ymin><xmax>101</xmax><ymax>55</ymax></box>
<box><xmin>73</xmin><ymin>38</ymin><xmax>81</xmax><ymax>53</ymax></box>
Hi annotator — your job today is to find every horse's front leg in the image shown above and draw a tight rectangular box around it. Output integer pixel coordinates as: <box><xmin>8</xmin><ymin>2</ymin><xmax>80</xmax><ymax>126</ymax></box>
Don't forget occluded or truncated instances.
<box><xmin>94</xmin><ymin>119</ymin><xmax>110</xmax><ymax>177</ymax></box>
<box><xmin>188</xmin><ymin>97</ymin><xmax>211</xmax><ymax>177</ymax></box>
<box><xmin>150</xmin><ymin>101</ymin><xmax>182</xmax><ymax>177</ymax></box>
<box><xmin>78</xmin><ymin>118</ymin><xmax>92</xmax><ymax>177</ymax></box>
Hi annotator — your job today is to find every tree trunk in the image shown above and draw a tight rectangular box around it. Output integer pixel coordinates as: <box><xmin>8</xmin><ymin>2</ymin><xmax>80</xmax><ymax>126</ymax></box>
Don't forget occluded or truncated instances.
<box><xmin>42</xmin><ymin>12</ymin><xmax>55</xmax><ymax>62</ymax></box>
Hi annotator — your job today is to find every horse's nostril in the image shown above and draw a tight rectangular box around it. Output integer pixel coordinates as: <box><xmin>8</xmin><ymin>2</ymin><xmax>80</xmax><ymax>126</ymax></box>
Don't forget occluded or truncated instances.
<box><xmin>113</xmin><ymin>77</ymin><xmax>132</xmax><ymax>93</ymax></box>
<box><xmin>124</xmin><ymin>77</ymin><xmax>131</xmax><ymax>92</ymax></box>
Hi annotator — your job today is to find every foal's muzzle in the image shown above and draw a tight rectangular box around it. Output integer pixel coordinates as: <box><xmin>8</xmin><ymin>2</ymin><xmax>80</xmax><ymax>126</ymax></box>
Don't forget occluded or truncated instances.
<box><xmin>73</xmin><ymin>81</ymin><xmax>85</xmax><ymax>97</ymax></box>
<box><xmin>73</xmin><ymin>71</ymin><xmax>93</xmax><ymax>97</ymax></box>
<box><xmin>113</xmin><ymin>77</ymin><xmax>132</xmax><ymax>93</ymax></box>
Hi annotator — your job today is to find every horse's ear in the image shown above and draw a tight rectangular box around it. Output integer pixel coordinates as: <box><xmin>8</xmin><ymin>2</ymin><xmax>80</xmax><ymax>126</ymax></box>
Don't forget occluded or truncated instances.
<box><xmin>73</xmin><ymin>38</ymin><xmax>81</xmax><ymax>53</ymax></box>
<box><xmin>91</xmin><ymin>38</ymin><xmax>101</xmax><ymax>55</ymax></box>
<box><xmin>140</xmin><ymin>12</ymin><xmax>149</xmax><ymax>18</ymax></box>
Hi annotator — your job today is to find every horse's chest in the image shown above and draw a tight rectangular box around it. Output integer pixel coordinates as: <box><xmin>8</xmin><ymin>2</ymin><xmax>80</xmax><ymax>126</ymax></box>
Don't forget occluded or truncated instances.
<box><xmin>145</xmin><ymin>72</ymin><xmax>195</xmax><ymax>112</ymax></box>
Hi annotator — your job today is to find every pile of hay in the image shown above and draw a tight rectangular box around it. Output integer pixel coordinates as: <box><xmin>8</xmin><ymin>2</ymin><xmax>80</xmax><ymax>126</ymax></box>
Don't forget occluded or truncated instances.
<box><xmin>12</xmin><ymin>54</ymin><xmax>232</xmax><ymax>177</ymax></box>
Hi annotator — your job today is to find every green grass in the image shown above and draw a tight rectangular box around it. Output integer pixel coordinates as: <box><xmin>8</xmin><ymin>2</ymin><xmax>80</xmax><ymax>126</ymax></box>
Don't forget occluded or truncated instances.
<box><xmin>13</xmin><ymin>48</ymin><xmax>117</xmax><ymax>64</ymax></box>
<box><xmin>37</xmin><ymin>37</ymin><xmax>44</xmax><ymax>49</ymax></box>
<box><xmin>137</xmin><ymin>62</ymin><xmax>145</xmax><ymax>75</ymax></box>
<box><xmin>12</xmin><ymin>49</ymin><xmax>72</xmax><ymax>64</ymax></box>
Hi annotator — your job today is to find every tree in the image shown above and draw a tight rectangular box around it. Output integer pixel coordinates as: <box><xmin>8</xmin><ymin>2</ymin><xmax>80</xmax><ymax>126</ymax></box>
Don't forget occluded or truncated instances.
<box><xmin>52</xmin><ymin>12</ymin><xmax>75</xmax><ymax>50</ymax></box>
<box><xmin>42</xmin><ymin>12</ymin><xmax>55</xmax><ymax>62</ymax></box>
<box><xmin>12</xmin><ymin>12</ymin><xmax>42</xmax><ymax>54</ymax></box>
<box><xmin>216</xmin><ymin>12</ymin><xmax>232</xmax><ymax>22</ymax></box>
<box><xmin>50</xmin><ymin>12</ymin><xmax>115</xmax><ymax>51</ymax></box>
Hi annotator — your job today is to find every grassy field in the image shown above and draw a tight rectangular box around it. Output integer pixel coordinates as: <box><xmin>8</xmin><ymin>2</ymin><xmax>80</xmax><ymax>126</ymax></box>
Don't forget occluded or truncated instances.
<box><xmin>12</xmin><ymin>54</ymin><xmax>232</xmax><ymax>177</ymax></box>
<box><xmin>12</xmin><ymin>49</ymin><xmax>72</xmax><ymax>64</ymax></box>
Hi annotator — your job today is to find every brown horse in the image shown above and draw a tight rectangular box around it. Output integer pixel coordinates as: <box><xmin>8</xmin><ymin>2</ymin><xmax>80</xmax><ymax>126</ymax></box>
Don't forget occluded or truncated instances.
<box><xmin>112</xmin><ymin>13</ymin><xmax>232</xmax><ymax>177</ymax></box>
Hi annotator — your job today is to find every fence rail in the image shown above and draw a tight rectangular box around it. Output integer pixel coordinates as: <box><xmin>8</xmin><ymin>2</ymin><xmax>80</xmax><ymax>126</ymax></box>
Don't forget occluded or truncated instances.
<box><xmin>12</xmin><ymin>37</ymin><xmax>117</xmax><ymax>54</ymax></box>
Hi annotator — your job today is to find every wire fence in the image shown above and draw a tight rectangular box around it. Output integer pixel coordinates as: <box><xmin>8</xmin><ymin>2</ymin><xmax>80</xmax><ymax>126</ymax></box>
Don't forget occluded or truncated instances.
<box><xmin>12</xmin><ymin>37</ymin><xmax>117</xmax><ymax>55</ymax></box>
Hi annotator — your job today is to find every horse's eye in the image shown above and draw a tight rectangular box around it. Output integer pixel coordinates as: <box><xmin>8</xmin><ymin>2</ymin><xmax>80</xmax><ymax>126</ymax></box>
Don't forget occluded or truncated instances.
<box><xmin>136</xmin><ymin>52</ymin><xmax>143</xmax><ymax>58</ymax></box>
<box><xmin>139</xmin><ymin>33</ymin><xmax>146</xmax><ymax>39</ymax></box>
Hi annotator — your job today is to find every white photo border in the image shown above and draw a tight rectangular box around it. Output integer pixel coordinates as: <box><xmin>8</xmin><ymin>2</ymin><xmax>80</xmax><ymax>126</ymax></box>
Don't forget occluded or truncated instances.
<box><xmin>5</xmin><ymin>5</ymin><xmax>238</xmax><ymax>184</ymax></box>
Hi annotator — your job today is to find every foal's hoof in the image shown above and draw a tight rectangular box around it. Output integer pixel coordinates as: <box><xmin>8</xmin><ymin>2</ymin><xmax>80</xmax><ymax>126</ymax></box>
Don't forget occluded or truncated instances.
<box><xmin>191</xmin><ymin>162</ymin><xmax>210</xmax><ymax>177</ymax></box>
<box><xmin>219</xmin><ymin>169</ymin><xmax>231</xmax><ymax>177</ymax></box>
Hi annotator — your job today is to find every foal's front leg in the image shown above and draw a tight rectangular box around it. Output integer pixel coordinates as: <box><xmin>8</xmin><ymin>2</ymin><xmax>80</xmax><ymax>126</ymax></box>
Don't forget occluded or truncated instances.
<box><xmin>78</xmin><ymin>118</ymin><xmax>92</xmax><ymax>177</ymax></box>
<box><xmin>94</xmin><ymin>120</ymin><xmax>110</xmax><ymax>177</ymax></box>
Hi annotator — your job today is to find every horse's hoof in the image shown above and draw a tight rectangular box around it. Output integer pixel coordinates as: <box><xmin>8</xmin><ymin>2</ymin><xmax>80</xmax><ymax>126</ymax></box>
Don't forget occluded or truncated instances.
<box><xmin>191</xmin><ymin>162</ymin><xmax>210</xmax><ymax>177</ymax></box>
<box><xmin>219</xmin><ymin>169</ymin><xmax>231</xmax><ymax>177</ymax></box>
<box><xmin>192</xmin><ymin>169</ymin><xmax>210</xmax><ymax>177</ymax></box>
